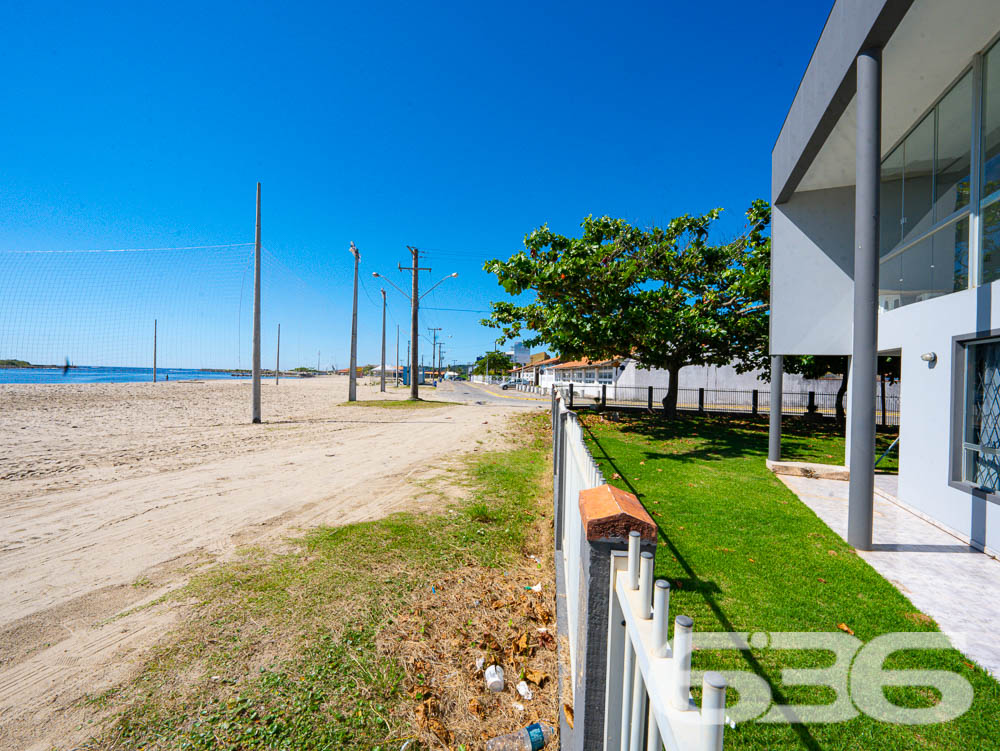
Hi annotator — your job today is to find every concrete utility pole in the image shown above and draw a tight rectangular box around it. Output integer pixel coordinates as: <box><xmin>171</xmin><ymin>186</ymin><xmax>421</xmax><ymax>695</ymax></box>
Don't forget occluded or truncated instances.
<box><xmin>252</xmin><ymin>182</ymin><xmax>262</xmax><ymax>423</ymax></box>
<box><xmin>847</xmin><ymin>48</ymin><xmax>882</xmax><ymax>551</ymax></box>
<box><xmin>395</xmin><ymin>325</ymin><xmax>400</xmax><ymax>387</ymax></box>
<box><xmin>400</xmin><ymin>246</ymin><xmax>431</xmax><ymax>400</ymax></box>
<box><xmin>379</xmin><ymin>288</ymin><xmax>387</xmax><ymax>392</ymax></box>
<box><xmin>428</xmin><ymin>328</ymin><xmax>441</xmax><ymax>382</ymax></box>
<box><xmin>275</xmin><ymin>323</ymin><xmax>280</xmax><ymax>385</ymax></box>
<box><xmin>153</xmin><ymin>319</ymin><xmax>157</xmax><ymax>383</ymax></box>
<box><xmin>348</xmin><ymin>241</ymin><xmax>360</xmax><ymax>402</ymax></box>
<box><xmin>375</xmin><ymin>251</ymin><xmax>456</xmax><ymax>398</ymax></box>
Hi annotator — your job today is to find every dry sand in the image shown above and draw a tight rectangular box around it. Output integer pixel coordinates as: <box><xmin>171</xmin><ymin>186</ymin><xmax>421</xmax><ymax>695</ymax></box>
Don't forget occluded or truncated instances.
<box><xmin>0</xmin><ymin>376</ymin><xmax>514</xmax><ymax>750</ymax></box>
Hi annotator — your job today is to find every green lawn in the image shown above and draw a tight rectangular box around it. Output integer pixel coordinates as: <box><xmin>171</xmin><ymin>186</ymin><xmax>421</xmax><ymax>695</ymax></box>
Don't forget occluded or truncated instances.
<box><xmin>581</xmin><ymin>412</ymin><xmax>998</xmax><ymax>750</ymax></box>
<box><xmin>777</xmin><ymin>417</ymin><xmax>899</xmax><ymax>473</ymax></box>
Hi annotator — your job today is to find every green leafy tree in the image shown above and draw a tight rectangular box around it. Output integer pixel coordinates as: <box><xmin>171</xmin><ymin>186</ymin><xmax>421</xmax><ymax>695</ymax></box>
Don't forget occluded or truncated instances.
<box><xmin>472</xmin><ymin>351</ymin><xmax>514</xmax><ymax>377</ymax></box>
<box><xmin>483</xmin><ymin>201</ymin><xmax>771</xmax><ymax>415</ymax></box>
<box><xmin>784</xmin><ymin>354</ymin><xmax>900</xmax><ymax>421</ymax></box>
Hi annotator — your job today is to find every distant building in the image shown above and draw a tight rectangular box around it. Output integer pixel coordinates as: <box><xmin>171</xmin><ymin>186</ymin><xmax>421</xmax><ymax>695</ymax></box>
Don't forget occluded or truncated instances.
<box><xmin>508</xmin><ymin>341</ymin><xmax>530</xmax><ymax>365</ymax></box>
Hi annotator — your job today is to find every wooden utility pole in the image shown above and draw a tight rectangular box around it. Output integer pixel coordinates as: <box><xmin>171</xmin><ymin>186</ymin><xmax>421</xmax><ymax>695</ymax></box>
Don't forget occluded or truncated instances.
<box><xmin>348</xmin><ymin>242</ymin><xmax>360</xmax><ymax>401</ymax></box>
<box><xmin>275</xmin><ymin>323</ymin><xmax>280</xmax><ymax>385</ymax></box>
<box><xmin>252</xmin><ymin>183</ymin><xmax>262</xmax><ymax>423</ymax></box>
<box><xmin>399</xmin><ymin>247</ymin><xmax>430</xmax><ymax>399</ymax></box>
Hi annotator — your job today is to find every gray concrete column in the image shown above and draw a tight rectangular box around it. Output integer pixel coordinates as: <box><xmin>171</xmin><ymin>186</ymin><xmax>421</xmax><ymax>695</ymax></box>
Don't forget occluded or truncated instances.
<box><xmin>848</xmin><ymin>49</ymin><xmax>881</xmax><ymax>551</ymax></box>
<box><xmin>768</xmin><ymin>355</ymin><xmax>783</xmax><ymax>462</ymax></box>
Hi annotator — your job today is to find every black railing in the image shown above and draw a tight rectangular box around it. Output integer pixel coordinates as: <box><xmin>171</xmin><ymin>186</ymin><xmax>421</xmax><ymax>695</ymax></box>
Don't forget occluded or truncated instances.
<box><xmin>555</xmin><ymin>384</ymin><xmax>900</xmax><ymax>426</ymax></box>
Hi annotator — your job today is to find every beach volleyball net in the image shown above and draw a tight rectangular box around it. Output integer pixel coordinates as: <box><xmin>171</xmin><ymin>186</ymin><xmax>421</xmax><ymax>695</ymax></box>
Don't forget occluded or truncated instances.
<box><xmin>0</xmin><ymin>243</ymin><xmax>339</xmax><ymax>382</ymax></box>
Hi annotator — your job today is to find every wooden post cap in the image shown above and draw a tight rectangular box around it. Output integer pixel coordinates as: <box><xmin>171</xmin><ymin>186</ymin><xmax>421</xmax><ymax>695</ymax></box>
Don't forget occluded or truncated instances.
<box><xmin>578</xmin><ymin>484</ymin><xmax>656</xmax><ymax>542</ymax></box>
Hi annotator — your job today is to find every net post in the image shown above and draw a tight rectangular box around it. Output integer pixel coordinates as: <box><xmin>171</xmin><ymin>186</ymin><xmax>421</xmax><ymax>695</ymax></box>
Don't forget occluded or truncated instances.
<box><xmin>251</xmin><ymin>183</ymin><xmax>262</xmax><ymax>423</ymax></box>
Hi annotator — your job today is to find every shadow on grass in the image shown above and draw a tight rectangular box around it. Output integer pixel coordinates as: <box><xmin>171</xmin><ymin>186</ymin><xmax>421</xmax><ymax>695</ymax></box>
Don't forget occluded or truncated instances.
<box><xmin>583</xmin><ymin>415</ymin><xmax>826</xmax><ymax>750</ymax></box>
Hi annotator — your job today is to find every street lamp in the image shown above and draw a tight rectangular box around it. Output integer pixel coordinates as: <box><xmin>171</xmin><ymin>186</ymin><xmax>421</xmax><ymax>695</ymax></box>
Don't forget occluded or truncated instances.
<box><xmin>372</xmin><ymin>270</ymin><xmax>457</xmax><ymax>396</ymax></box>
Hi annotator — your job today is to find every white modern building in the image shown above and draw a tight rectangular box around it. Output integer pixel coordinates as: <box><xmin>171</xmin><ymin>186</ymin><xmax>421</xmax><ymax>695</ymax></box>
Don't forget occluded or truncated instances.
<box><xmin>770</xmin><ymin>0</ymin><xmax>1000</xmax><ymax>554</ymax></box>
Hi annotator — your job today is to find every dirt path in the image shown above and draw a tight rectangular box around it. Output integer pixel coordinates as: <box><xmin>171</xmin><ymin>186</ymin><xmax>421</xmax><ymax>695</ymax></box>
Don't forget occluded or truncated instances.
<box><xmin>0</xmin><ymin>377</ymin><xmax>514</xmax><ymax>750</ymax></box>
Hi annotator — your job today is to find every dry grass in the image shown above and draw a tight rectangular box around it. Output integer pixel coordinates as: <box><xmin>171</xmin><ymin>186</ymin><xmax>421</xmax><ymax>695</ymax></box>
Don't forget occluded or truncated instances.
<box><xmin>80</xmin><ymin>411</ymin><xmax>556</xmax><ymax>750</ymax></box>
<box><xmin>378</xmin><ymin>547</ymin><xmax>559</xmax><ymax>747</ymax></box>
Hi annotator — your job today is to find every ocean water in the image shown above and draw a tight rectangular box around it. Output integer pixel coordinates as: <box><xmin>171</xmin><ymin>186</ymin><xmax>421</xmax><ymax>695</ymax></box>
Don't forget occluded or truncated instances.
<box><xmin>0</xmin><ymin>366</ymin><xmax>251</xmax><ymax>384</ymax></box>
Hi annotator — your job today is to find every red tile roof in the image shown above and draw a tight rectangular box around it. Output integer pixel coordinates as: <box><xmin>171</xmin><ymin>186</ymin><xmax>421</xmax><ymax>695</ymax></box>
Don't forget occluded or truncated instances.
<box><xmin>551</xmin><ymin>358</ymin><xmax>618</xmax><ymax>369</ymax></box>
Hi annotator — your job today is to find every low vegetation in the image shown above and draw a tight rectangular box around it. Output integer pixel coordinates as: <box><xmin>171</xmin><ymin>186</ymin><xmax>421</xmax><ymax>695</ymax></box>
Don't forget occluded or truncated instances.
<box><xmin>581</xmin><ymin>412</ymin><xmax>998</xmax><ymax>750</ymax></box>
<box><xmin>85</xmin><ymin>413</ymin><xmax>553</xmax><ymax>750</ymax></box>
<box><xmin>775</xmin><ymin>416</ymin><xmax>899</xmax><ymax>473</ymax></box>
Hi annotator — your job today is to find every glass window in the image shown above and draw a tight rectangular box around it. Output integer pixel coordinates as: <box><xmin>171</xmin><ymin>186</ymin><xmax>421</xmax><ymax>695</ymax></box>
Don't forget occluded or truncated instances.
<box><xmin>584</xmin><ymin>368</ymin><xmax>597</xmax><ymax>383</ymax></box>
<box><xmin>881</xmin><ymin>144</ymin><xmax>904</xmax><ymax>253</ymax></box>
<box><xmin>598</xmin><ymin>367</ymin><xmax>614</xmax><ymax>384</ymax></box>
<box><xmin>902</xmin><ymin>114</ymin><xmax>935</xmax><ymax>244</ymax></box>
<box><xmin>879</xmin><ymin>218</ymin><xmax>968</xmax><ymax>309</ymax></box>
<box><xmin>964</xmin><ymin>339</ymin><xmax>1000</xmax><ymax>491</ymax></box>
<box><xmin>934</xmin><ymin>73</ymin><xmax>972</xmax><ymax>219</ymax></box>
<box><xmin>983</xmin><ymin>199</ymin><xmax>1000</xmax><ymax>284</ymax></box>
<box><xmin>984</xmin><ymin>42</ymin><xmax>1000</xmax><ymax>200</ymax></box>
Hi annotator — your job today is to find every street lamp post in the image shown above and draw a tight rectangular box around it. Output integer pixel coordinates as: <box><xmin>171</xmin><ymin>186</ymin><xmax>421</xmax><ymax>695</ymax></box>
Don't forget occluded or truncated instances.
<box><xmin>372</xmin><ymin>268</ymin><xmax>457</xmax><ymax>399</ymax></box>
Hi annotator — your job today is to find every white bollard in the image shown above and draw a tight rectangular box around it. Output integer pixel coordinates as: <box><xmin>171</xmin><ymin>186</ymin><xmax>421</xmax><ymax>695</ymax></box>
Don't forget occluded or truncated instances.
<box><xmin>671</xmin><ymin>615</ymin><xmax>694</xmax><ymax>710</ymax></box>
<box><xmin>627</xmin><ymin>530</ymin><xmax>641</xmax><ymax>591</ymax></box>
<box><xmin>653</xmin><ymin>580</ymin><xmax>671</xmax><ymax>657</ymax></box>
<box><xmin>638</xmin><ymin>551</ymin><xmax>654</xmax><ymax>619</ymax></box>
<box><xmin>700</xmin><ymin>671</ymin><xmax>728</xmax><ymax>751</ymax></box>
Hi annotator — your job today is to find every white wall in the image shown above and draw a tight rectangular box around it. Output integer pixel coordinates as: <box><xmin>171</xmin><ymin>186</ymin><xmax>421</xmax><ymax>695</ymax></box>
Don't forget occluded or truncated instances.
<box><xmin>878</xmin><ymin>281</ymin><xmax>1000</xmax><ymax>555</ymax></box>
<box><xmin>771</xmin><ymin>186</ymin><xmax>856</xmax><ymax>356</ymax></box>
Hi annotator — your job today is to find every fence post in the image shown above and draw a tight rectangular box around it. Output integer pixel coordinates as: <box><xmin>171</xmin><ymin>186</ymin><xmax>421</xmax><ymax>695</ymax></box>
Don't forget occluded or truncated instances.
<box><xmin>602</xmin><ymin>384</ymin><xmax>607</xmax><ymax>408</ymax></box>
<box><xmin>701</xmin><ymin>672</ymin><xmax>728</xmax><ymax>751</ymax></box>
<box><xmin>808</xmin><ymin>390</ymin><xmax>817</xmax><ymax>414</ymax></box>
<box><xmin>698</xmin><ymin>388</ymin><xmax>705</xmax><ymax>414</ymax></box>
<box><xmin>671</xmin><ymin>615</ymin><xmax>693</xmax><ymax>710</ymax></box>
<box><xmin>647</xmin><ymin>386</ymin><xmax>653</xmax><ymax>411</ymax></box>
<box><xmin>569</xmin><ymin>383</ymin><xmax>574</xmax><ymax>410</ymax></box>
<box><xmin>880</xmin><ymin>376</ymin><xmax>887</xmax><ymax>427</ymax></box>
<box><xmin>752</xmin><ymin>389</ymin><xmax>758</xmax><ymax>416</ymax></box>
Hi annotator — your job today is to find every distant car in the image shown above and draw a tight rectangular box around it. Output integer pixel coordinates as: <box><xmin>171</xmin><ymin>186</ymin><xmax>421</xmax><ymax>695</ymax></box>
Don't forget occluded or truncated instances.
<box><xmin>501</xmin><ymin>378</ymin><xmax>530</xmax><ymax>390</ymax></box>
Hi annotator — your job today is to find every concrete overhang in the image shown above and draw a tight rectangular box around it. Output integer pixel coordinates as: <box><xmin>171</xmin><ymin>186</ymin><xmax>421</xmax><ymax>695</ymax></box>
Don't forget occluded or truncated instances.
<box><xmin>772</xmin><ymin>0</ymin><xmax>1000</xmax><ymax>204</ymax></box>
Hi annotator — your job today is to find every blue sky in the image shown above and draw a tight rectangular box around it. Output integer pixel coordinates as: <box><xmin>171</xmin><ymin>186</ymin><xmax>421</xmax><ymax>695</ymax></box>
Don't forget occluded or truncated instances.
<box><xmin>0</xmin><ymin>0</ymin><xmax>831</xmax><ymax>369</ymax></box>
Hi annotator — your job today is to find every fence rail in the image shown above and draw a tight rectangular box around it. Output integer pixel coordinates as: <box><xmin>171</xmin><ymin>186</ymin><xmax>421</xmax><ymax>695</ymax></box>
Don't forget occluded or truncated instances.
<box><xmin>552</xmin><ymin>388</ymin><xmax>729</xmax><ymax>749</ymax></box>
<box><xmin>610</xmin><ymin>532</ymin><xmax>727</xmax><ymax>751</ymax></box>
<box><xmin>541</xmin><ymin>383</ymin><xmax>899</xmax><ymax>426</ymax></box>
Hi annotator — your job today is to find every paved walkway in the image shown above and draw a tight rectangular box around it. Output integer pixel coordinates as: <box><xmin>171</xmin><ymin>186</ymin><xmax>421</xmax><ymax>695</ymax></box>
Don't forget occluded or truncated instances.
<box><xmin>778</xmin><ymin>474</ymin><xmax>1000</xmax><ymax>678</ymax></box>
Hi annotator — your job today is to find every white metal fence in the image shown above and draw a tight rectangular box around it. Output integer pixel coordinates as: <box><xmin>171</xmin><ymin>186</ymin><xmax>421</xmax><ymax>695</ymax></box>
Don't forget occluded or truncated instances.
<box><xmin>552</xmin><ymin>387</ymin><xmax>605</xmax><ymax>682</ymax></box>
<box><xmin>607</xmin><ymin>532</ymin><xmax>728</xmax><ymax>751</ymax></box>
<box><xmin>552</xmin><ymin>387</ymin><xmax>729</xmax><ymax>750</ymax></box>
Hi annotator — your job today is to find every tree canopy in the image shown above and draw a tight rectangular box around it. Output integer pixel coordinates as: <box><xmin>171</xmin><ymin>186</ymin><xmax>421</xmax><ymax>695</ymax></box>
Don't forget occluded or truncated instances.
<box><xmin>483</xmin><ymin>201</ymin><xmax>771</xmax><ymax>413</ymax></box>
<box><xmin>472</xmin><ymin>351</ymin><xmax>514</xmax><ymax>376</ymax></box>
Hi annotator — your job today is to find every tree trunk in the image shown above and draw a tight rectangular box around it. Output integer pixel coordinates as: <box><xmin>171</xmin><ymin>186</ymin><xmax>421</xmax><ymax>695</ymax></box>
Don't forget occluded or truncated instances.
<box><xmin>836</xmin><ymin>368</ymin><xmax>849</xmax><ymax>422</ymax></box>
<box><xmin>662</xmin><ymin>365</ymin><xmax>681</xmax><ymax>418</ymax></box>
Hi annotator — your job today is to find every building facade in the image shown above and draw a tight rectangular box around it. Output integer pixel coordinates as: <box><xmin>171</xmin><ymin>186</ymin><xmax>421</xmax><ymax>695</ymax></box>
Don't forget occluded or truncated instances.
<box><xmin>771</xmin><ymin>0</ymin><xmax>1000</xmax><ymax>554</ymax></box>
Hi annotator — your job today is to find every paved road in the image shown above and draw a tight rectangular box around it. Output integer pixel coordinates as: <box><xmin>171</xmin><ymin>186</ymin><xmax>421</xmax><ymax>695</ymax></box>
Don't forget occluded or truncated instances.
<box><xmin>432</xmin><ymin>379</ymin><xmax>551</xmax><ymax>408</ymax></box>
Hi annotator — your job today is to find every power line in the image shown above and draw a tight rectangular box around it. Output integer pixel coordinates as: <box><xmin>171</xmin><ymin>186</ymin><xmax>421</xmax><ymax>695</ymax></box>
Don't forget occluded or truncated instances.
<box><xmin>422</xmin><ymin>306</ymin><xmax>490</xmax><ymax>313</ymax></box>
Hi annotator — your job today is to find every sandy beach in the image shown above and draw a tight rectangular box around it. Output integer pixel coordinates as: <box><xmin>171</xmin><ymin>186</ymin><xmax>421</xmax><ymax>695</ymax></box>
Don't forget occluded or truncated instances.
<box><xmin>0</xmin><ymin>376</ymin><xmax>517</xmax><ymax>750</ymax></box>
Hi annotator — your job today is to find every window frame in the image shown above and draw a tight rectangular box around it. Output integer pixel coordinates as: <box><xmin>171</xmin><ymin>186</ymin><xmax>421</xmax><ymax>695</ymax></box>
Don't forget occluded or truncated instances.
<box><xmin>950</xmin><ymin>330</ymin><xmax>1000</xmax><ymax>504</ymax></box>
